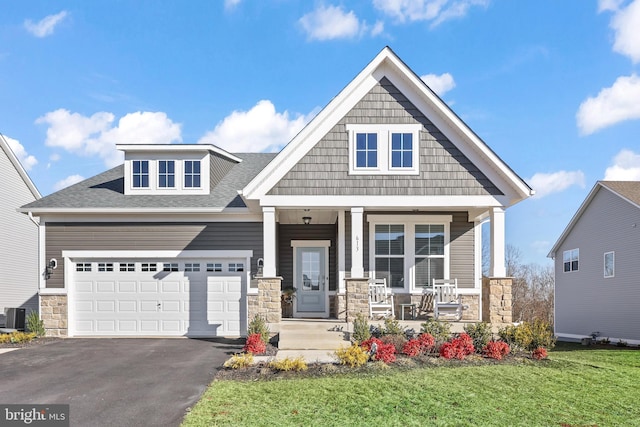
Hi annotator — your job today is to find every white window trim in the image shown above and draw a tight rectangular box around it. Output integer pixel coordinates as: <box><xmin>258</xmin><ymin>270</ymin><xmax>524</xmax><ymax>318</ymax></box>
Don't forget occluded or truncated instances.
<box><xmin>563</xmin><ymin>248</ymin><xmax>579</xmax><ymax>273</ymax></box>
<box><xmin>158</xmin><ymin>160</ymin><xmax>176</xmax><ymax>189</ymax></box>
<box><xmin>123</xmin><ymin>153</ymin><xmax>210</xmax><ymax>195</ymax></box>
<box><xmin>367</xmin><ymin>215</ymin><xmax>452</xmax><ymax>293</ymax></box>
<box><xmin>347</xmin><ymin>124</ymin><xmax>421</xmax><ymax>175</ymax></box>
<box><xmin>604</xmin><ymin>251</ymin><xmax>615</xmax><ymax>278</ymax></box>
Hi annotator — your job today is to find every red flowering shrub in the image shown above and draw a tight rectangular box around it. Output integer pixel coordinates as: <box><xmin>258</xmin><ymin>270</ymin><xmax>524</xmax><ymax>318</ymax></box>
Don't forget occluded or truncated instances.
<box><xmin>532</xmin><ymin>347</ymin><xmax>548</xmax><ymax>360</ymax></box>
<box><xmin>418</xmin><ymin>333</ymin><xmax>435</xmax><ymax>353</ymax></box>
<box><xmin>482</xmin><ymin>341</ymin><xmax>510</xmax><ymax>360</ymax></box>
<box><xmin>360</xmin><ymin>337</ymin><xmax>383</xmax><ymax>352</ymax></box>
<box><xmin>402</xmin><ymin>339</ymin><xmax>422</xmax><ymax>357</ymax></box>
<box><xmin>243</xmin><ymin>333</ymin><xmax>266</xmax><ymax>355</ymax></box>
<box><xmin>361</xmin><ymin>337</ymin><xmax>396</xmax><ymax>363</ymax></box>
<box><xmin>439</xmin><ymin>333</ymin><xmax>475</xmax><ymax>360</ymax></box>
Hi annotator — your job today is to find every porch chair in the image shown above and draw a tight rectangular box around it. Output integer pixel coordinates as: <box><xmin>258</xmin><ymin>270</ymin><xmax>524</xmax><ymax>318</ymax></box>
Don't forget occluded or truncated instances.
<box><xmin>432</xmin><ymin>278</ymin><xmax>463</xmax><ymax>321</ymax></box>
<box><xmin>368</xmin><ymin>278</ymin><xmax>395</xmax><ymax>319</ymax></box>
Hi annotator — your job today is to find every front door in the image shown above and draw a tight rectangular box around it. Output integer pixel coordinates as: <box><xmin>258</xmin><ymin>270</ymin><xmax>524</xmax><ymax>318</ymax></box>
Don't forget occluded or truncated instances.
<box><xmin>294</xmin><ymin>246</ymin><xmax>328</xmax><ymax>317</ymax></box>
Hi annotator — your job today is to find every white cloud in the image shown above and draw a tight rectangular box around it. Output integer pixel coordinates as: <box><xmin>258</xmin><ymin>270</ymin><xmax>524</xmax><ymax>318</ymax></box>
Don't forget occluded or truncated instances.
<box><xmin>3</xmin><ymin>135</ymin><xmax>38</xmax><ymax>170</ymax></box>
<box><xmin>609</xmin><ymin>0</ymin><xmax>640</xmax><ymax>62</ymax></box>
<box><xmin>527</xmin><ymin>170</ymin><xmax>586</xmax><ymax>199</ymax></box>
<box><xmin>604</xmin><ymin>149</ymin><xmax>640</xmax><ymax>180</ymax></box>
<box><xmin>54</xmin><ymin>174</ymin><xmax>84</xmax><ymax>191</ymax></box>
<box><xmin>576</xmin><ymin>74</ymin><xmax>640</xmax><ymax>135</ymax></box>
<box><xmin>24</xmin><ymin>11</ymin><xmax>68</xmax><ymax>38</ymax></box>
<box><xmin>373</xmin><ymin>0</ymin><xmax>489</xmax><ymax>27</ymax></box>
<box><xmin>197</xmin><ymin>100</ymin><xmax>315</xmax><ymax>152</ymax></box>
<box><xmin>224</xmin><ymin>0</ymin><xmax>241</xmax><ymax>11</ymax></box>
<box><xmin>598</xmin><ymin>0</ymin><xmax>624</xmax><ymax>12</ymax></box>
<box><xmin>299</xmin><ymin>5</ymin><xmax>380</xmax><ymax>40</ymax></box>
<box><xmin>421</xmin><ymin>72</ymin><xmax>456</xmax><ymax>95</ymax></box>
<box><xmin>36</xmin><ymin>109</ymin><xmax>182</xmax><ymax>167</ymax></box>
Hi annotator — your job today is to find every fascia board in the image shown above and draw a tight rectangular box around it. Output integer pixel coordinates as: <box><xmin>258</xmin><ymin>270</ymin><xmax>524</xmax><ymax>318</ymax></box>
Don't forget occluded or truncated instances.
<box><xmin>117</xmin><ymin>143</ymin><xmax>242</xmax><ymax>163</ymax></box>
<box><xmin>0</xmin><ymin>134</ymin><xmax>42</xmax><ymax>199</ymax></box>
<box><xmin>19</xmin><ymin>207</ymin><xmax>250</xmax><ymax>214</ymax></box>
<box><xmin>257</xmin><ymin>194</ymin><xmax>508</xmax><ymax>208</ymax></box>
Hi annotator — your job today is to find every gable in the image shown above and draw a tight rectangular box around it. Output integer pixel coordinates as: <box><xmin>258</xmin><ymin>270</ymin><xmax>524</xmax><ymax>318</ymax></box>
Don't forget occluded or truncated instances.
<box><xmin>268</xmin><ymin>78</ymin><xmax>502</xmax><ymax>197</ymax></box>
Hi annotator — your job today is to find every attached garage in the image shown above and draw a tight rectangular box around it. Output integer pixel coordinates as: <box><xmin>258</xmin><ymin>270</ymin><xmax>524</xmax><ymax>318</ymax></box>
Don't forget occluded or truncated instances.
<box><xmin>63</xmin><ymin>251</ymin><xmax>252</xmax><ymax>337</ymax></box>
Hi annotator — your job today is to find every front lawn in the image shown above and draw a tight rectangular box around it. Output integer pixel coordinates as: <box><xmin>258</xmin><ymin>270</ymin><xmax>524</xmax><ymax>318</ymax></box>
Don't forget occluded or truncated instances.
<box><xmin>182</xmin><ymin>343</ymin><xmax>640</xmax><ymax>426</ymax></box>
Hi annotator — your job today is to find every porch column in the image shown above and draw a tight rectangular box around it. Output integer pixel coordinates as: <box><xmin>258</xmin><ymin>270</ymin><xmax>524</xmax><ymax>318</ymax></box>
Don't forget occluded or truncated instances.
<box><xmin>350</xmin><ymin>207</ymin><xmax>364</xmax><ymax>278</ymax></box>
<box><xmin>262</xmin><ymin>207</ymin><xmax>277</xmax><ymax>277</ymax></box>
<box><xmin>489</xmin><ymin>207</ymin><xmax>506</xmax><ymax>277</ymax></box>
<box><xmin>337</xmin><ymin>210</ymin><xmax>346</xmax><ymax>292</ymax></box>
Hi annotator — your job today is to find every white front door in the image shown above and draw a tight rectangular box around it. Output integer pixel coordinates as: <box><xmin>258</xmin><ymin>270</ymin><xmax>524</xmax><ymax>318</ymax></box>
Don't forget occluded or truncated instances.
<box><xmin>294</xmin><ymin>246</ymin><xmax>328</xmax><ymax>317</ymax></box>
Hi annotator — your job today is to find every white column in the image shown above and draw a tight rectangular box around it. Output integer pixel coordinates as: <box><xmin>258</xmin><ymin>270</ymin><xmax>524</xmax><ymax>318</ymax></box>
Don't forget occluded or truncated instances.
<box><xmin>337</xmin><ymin>210</ymin><xmax>346</xmax><ymax>292</ymax></box>
<box><xmin>350</xmin><ymin>207</ymin><xmax>364</xmax><ymax>278</ymax></box>
<box><xmin>262</xmin><ymin>207</ymin><xmax>277</xmax><ymax>277</ymax></box>
<box><xmin>474</xmin><ymin>220</ymin><xmax>483</xmax><ymax>288</ymax></box>
<box><xmin>490</xmin><ymin>207</ymin><xmax>506</xmax><ymax>277</ymax></box>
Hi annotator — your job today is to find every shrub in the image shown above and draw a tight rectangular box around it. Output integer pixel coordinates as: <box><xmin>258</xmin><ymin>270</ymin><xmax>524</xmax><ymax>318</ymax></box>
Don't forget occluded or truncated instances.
<box><xmin>352</xmin><ymin>313</ymin><xmax>371</xmax><ymax>343</ymax></box>
<box><xmin>499</xmin><ymin>320</ymin><xmax>555</xmax><ymax>351</ymax></box>
<box><xmin>335</xmin><ymin>344</ymin><xmax>369</xmax><ymax>368</ymax></box>
<box><xmin>26</xmin><ymin>311</ymin><xmax>45</xmax><ymax>337</ymax></box>
<box><xmin>417</xmin><ymin>333</ymin><xmax>436</xmax><ymax>353</ymax></box>
<box><xmin>617</xmin><ymin>340</ymin><xmax>628</xmax><ymax>347</ymax></box>
<box><xmin>420</xmin><ymin>319</ymin><xmax>451</xmax><ymax>344</ymax></box>
<box><xmin>439</xmin><ymin>333</ymin><xmax>474</xmax><ymax>360</ymax></box>
<box><xmin>0</xmin><ymin>332</ymin><xmax>36</xmax><ymax>344</ymax></box>
<box><xmin>464</xmin><ymin>322</ymin><xmax>492</xmax><ymax>353</ymax></box>
<box><xmin>532</xmin><ymin>347</ymin><xmax>548</xmax><ymax>360</ymax></box>
<box><xmin>402</xmin><ymin>339</ymin><xmax>422</xmax><ymax>357</ymax></box>
<box><xmin>361</xmin><ymin>337</ymin><xmax>396</xmax><ymax>364</ymax></box>
<box><xmin>223</xmin><ymin>353</ymin><xmax>254</xmax><ymax>369</ymax></box>
<box><xmin>247</xmin><ymin>315</ymin><xmax>270</xmax><ymax>344</ymax></box>
<box><xmin>269</xmin><ymin>357</ymin><xmax>308</xmax><ymax>372</ymax></box>
<box><xmin>381</xmin><ymin>317</ymin><xmax>405</xmax><ymax>336</ymax></box>
<box><xmin>482</xmin><ymin>341</ymin><xmax>510</xmax><ymax>360</ymax></box>
<box><xmin>380</xmin><ymin>334</ymin><xmax>407</xmax><ymax>353</ymax></box>
<box><xmin>243</xmin><ymin>333</ymin><xmax>267</xmax><ymax>355</ymax></box>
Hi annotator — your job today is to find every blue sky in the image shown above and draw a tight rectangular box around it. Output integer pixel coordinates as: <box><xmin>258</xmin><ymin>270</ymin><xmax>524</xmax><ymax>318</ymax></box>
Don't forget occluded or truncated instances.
<box><xmin>2</xmin><ymin>0</ymin><xmax>640</xmax><ymax>267</ymax></box>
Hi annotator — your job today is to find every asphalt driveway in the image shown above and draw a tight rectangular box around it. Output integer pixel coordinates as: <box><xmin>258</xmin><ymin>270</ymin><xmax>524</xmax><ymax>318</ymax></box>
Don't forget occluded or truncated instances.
<box><xmin>0</xmin><ymin>338</ymin><xmax>242</xmax><ymax>426</ymax></box>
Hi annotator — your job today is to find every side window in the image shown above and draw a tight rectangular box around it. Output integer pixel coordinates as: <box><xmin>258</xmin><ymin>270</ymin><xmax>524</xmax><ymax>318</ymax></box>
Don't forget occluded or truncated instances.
<box><xmin>604</xmin><ymin>252</ymin><xmax>614</xmax><ymax>278</ymax></box>
<box><xmin>563</xmin><ymin>249</ymin><xmax>579</xmax><ymax>272</ymax></box>
<box><xmin>132</xmin><ymin>160</ymin><xmax>149</xmax><ymax>188</ymax></box>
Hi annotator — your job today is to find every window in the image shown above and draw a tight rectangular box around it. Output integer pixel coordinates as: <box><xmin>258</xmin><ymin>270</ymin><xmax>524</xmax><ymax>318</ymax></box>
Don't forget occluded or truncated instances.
<box><xmin>355</xmin><ymin>133</ymin><xmax>377</xmax><ymax>168</ymax></box>
<box><xmin>119</xmin><ymin>263</ymin><xmax>135</xmax><ymax>272</ymax></box>
<box><xmin>414</xmin><ymin>224</ymin><xmax>444</xmax><ymax>286</ymax></box>
<box><xmin>391</xmin><ymin>133</ymin><xmax>413</xmax><ymax>168</ymax></box>
<box><xmin>184</xmin><ymin>263</ymin><xmax>200</xmax><ymax>272</ymax></box>
<box><xmin>76</xmin><ymin>263</ymin><xmax>92</xmax><ymax>272</ymax></box>
<box><xmin>563</xmin><ymin>249</ymin><xmax>579</xmax><ymax>272</ymax></box>
<box><xmin>184</xmin><ymin>160</ymin><xmax>201</xmax><ymax>188</ymax></box>
<box><xmin>207</xmin><ymin>263</ymin><xmax>223</xmax><ymax>272</ymax></box>
<box><xmin>98</xmin><ymin>262</ymin><xmax>114</xmax><ymax>272</ymax></box>
<box><xmin>163</xmin><ymin>263</ymin><xmax>178</xmax><ymax>272</ymax></box>
<box><xmin>158</xmin><ymin>160</ymin><xmax>175</xmax><ymax>188</ymax></box>
<box><xmin>229</xmin><ymin>263</ymin><xmax>244</xmax><ymax>272</ymax></box>
<box><xmin>132</xmin><ymin>160</ymin><xmax>149</xmax><ymax>188</ymax></box>
<box><xmin>604</xmin><ymin>252</ymin><xmax>615</xmax><ymax>278</ymax></box>
<box><xmin>374</xmin><ymin>224</ymin><xmax>405</xmax><ymax>288</ymax></box>
<box><xmin>141</xmin><ymin>263</ymin><xmax>157</xmax><ymax>272</ymax></box>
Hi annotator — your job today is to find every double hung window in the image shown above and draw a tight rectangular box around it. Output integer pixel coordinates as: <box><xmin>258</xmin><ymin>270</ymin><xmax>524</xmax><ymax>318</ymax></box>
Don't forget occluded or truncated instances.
<box><xmin>184</xmin><ymin>160</ymin><xmax>201</xmax><ymax>188</ymax></box>
<box><xmin>158</xmin><ymin>160</ymin><xmax>175</xmax><ymax>188</ymax></box>
<box><xmin>132</xmin><ymin>160</ymin><xmax>149</xmax><ymax>188</ymax></box>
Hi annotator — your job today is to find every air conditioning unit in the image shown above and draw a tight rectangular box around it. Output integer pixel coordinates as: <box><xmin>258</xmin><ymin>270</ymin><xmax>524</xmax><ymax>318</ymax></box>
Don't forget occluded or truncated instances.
<box><xmin>5</xmin><ymin>308</ymin><xmax>26</xmax><ymax>331</ymax></box>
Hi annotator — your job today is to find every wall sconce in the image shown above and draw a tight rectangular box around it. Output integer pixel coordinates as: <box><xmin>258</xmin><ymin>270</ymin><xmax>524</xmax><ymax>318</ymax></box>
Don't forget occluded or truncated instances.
<box><xmin>45</xmin><ymin>258</ymin><xmax>57</xmax><ymax>280</ymax></box>
<box><xmin>303</xmin><ymin>216</ymin><xmax>312</xmax><ymax>225</ymax></box>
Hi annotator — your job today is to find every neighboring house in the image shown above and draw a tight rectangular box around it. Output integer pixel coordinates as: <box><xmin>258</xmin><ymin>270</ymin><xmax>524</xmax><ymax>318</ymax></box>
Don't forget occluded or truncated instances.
<box><xmin>549</xmin><ymin>181</ymin><xmax>640</xmax><ymax>345</ymax></box>
<box><xmin>0</xmin><ymin>134</ymin><xmax>41</xmax><ymax>326</ymax></box>
<box><xmin>21</xmin><ymin>47</ymin><xmax>533</xmax><ymax>337</ymax></box>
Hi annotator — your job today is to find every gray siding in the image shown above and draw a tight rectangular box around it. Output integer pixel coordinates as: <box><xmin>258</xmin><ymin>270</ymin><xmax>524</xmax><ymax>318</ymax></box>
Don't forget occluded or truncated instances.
<box><xmin>277</xmin><ymin>224</ymin><xmax>337</xmax><ymax>291</ymax></box>
<box><xmin>45</xmin><ymin>222</ymin><xmax>263</xmax><ymax>289</ymax></box>
<box><xmin>555</xmin><ymin>187</ymin><xmax>640</xmax><ymax>341</ymax></box>
<box><xmin>209</xmin><ymin>151</ymin><xmax>237</xmax><ymax>189</ymax></box>
<box><xmin>269</xmin><ymin>78</ymin><xmax>501</xmax><ymax>196</ymax></box>
<box><xmin>0</xmin><ymin>144</ymin><xmax>39</xmax><ymax>322</ymax></box>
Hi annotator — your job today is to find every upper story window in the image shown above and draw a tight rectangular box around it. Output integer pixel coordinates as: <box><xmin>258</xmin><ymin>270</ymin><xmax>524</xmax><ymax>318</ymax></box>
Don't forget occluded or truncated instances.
<box><xmin>184</xmin><ymin>160</ymin><xmax>201</xmax><ymax>188</ymax></box>
<box><xmin>347</xmin><ymin>124</ymin><xmax>421</xmax><ymax>175</ymax></box>
<box><xmin>132</xmin><ymin>160</ymin><xmax>149</xmax><ymax>188</ymax></box>
<box><xmin>604</xmin><ymin>251</ymin><xmax>614</xmax><ymax>278</ymax></box>
<box><xmin>158</xmin><ymin>160</ymin><xmax>175</xmax><ymax>188</ymax></box>
<box><xmin>563</xmin><ymin>249</ymin><xmax>579</xmax><ymax>272</ymax></box>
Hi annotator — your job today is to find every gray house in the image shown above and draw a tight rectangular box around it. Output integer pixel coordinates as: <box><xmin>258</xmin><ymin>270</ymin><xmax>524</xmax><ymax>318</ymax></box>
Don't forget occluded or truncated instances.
<box><xmin>549</xmin><ymin>181</ymin><xmax>640</xmax><ymax>345</ymax></box>
<box><xmin>21</xmin><ymin>47</ymin><xmax>532</xmax><ymax>337</ymax></box>
<box><xmin>0</xmin><ymin>134</ymin><xmax>41</xmax><ymax>326</ymax></box>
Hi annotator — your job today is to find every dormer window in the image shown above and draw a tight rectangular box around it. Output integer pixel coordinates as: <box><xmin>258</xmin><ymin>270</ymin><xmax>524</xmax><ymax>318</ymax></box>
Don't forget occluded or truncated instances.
<box><xmin>184</xmin><ymin>160</ymin><xmax>201</xmax><ymax>188</ymax></box>
<box><xmin>347</xmin><ymin>124</ymin><xmax>421</xmax><ymax>175</ymax></box>
<box><xmin>158</xmin><ymin>160</ymin><xmax>175</xmax><ymax>188</ymax></box>
<box><xmin>132</xmin><ymin>160</ymin><xmax>149</xmax><ymax>188</ymax></box>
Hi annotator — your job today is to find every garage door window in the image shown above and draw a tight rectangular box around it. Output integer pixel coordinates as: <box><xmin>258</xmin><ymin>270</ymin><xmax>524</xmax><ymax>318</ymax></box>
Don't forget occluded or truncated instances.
<box><xmin>207</xmin><ymin>263</ymin><xmax>222</xmax><ymax>272</ymax></box>
<box><xmin>98</xmin><ymin>263</ymin><xmax>114</xmax><ymax>272</ymax></box>
<box><xmin>119</xmin><ymin>263</ymin><xmax>135</xmax><ymax>272</ymax></box>
<box><xmin>185</xmin><ymin>263</ymin><xmax>200</xmax><ymax>272</ymax></box>
<box><xmin>141</xmin><ymin>263</ymin><xmax>157</xmax><ymax>272</ymax></box>
<box><xmin>163</xmin><ymin>263</ymin><xmax>178</xmax><ymax>272</ymax></box>
<box><xmin>229</xmin><ymin>263</ymin><xmax>244</xmax><ymax>272</ymax></box>
<box><xmin>76</xmin><ymin>263</ymin><xmax>92</xmax><ymax>272</ymax></box>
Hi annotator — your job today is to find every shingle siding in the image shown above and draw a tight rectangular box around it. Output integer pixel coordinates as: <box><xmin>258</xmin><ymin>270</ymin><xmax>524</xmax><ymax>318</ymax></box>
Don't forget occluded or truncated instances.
<box><xmin>269</xmin><ymin>78</ymin><xmax>501</xmax><ymax>196</ymax></box>
<box><xmin>555</xmin><ymin>187</ymin><xmax>640</xmax><ymax>341</ymax></box>
<box><xmin>44</xmin><ymin>222</ymin><xmax>263</xmax><ymax>289</ymax></box>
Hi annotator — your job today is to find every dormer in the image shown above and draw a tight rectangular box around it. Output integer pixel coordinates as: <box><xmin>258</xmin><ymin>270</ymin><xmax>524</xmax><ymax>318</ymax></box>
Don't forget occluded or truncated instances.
<box><xmin>118</xmin><ymin>144</ymin><xmax>241</xmax><ymax>196</ymax></box>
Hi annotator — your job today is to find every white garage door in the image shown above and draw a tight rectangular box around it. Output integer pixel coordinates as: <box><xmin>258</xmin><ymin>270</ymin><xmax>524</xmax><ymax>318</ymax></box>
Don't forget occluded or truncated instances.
<box><xmin>71</xmin><ymin>259</ymin><xmax>246</xmax><ymax>337</ymax></box>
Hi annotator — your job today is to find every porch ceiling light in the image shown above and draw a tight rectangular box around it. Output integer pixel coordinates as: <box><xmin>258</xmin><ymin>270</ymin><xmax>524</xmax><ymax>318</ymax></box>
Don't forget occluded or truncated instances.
<box><xmin>303</xmin><ymin>216</ymin><xmax>312</xmax><ymax>225</ymax></box>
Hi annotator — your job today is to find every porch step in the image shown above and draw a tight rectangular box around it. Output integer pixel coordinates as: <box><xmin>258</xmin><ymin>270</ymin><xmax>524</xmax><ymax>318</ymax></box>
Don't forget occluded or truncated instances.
<box><xmin>278</xmin><ymin>319</ymin><xmax>351</xmax><ymax>350</ymax></box>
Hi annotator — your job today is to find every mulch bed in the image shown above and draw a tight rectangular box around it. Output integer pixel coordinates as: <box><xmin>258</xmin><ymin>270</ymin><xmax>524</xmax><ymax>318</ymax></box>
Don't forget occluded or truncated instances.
<box><xmin>0</xmin><ymin>337</ymin><xmax>60</xmax><ymax>349</ymax></box>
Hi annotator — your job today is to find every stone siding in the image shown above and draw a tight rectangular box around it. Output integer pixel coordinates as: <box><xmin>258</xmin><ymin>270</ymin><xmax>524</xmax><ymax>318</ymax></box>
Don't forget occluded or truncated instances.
<box><xmin>345</xmin><ymin>278</ymin><xmax>369</xmax><ymax>323</ymax></box>
<box><xmin>40</xmin><ymin>294</ymin><xmax>68</xmax><ymax>337</ymax></box>
<box><xmin>256</xmin><ymin>277</ymin><xmax>282</xmax><ymax>327</ymax></box>
<box><xmin>482</xmin><ymin>277</ymin><xmax>513</xmax><ymax>325</ymax></box>
<box><xmin>461</xmin><ymin>294</ymin><xmax>480</xmax><ymax>321</ymax></box>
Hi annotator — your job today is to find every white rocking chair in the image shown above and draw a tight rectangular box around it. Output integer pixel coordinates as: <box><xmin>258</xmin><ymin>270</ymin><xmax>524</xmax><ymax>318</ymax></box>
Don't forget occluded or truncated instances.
<box><xmin>432</xmin><ymin>278</ymin><xmax>463</xmax><ymax>321</ymax></box>
<box><xmin>368</xmin><ymin>278</ymin><xmax>395</xmax><ymax>319</ymax></box>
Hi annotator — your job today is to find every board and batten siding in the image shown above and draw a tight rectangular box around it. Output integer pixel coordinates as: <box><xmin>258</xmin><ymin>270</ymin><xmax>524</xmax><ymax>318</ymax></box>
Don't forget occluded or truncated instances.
<box><xmin>0</xmin><ymin>144</ymin><xmax>39</xmax><ymax>321</ymax></box>
<box><xmin>45</xmin><ymin>222</ymin><xmax>263</xmax><ymax>289</ymax></box>
<box><xmin>555</xmin><ymin>187</ymin><xmax>640</xmax><ymax>342</ymax></box>
<box><xmin>268</xmin><ymin>78</ymin><xmax>501</xmax><ymax>197</ymax></box>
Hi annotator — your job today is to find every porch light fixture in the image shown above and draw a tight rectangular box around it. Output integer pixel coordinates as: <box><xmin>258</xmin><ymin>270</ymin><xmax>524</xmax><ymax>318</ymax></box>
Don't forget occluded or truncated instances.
<box><xmin>303</xmin><ymin>216</ymin><xmax>312</xmax><ymax>225</ymax></box>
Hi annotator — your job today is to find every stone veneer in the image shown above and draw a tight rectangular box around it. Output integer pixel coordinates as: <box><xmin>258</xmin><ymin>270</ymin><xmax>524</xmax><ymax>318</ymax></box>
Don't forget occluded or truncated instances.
<box><xmin>254</xmin><ymin>277</ymin><xmax>282</xmax><ymax>328</ymax></box>
<box><xmin>482</xmin><ymin>277</ymin><xmax>513</xmax><ymax>325</ymax></box>
<box><xmin>345</xmin><ymin>278</ymin><xmax>369</xmax><ymax>322</ymax></box>
<box><xmin>40</xmin><ymin>294</ymin><xmax>68</xmax><ymax>337</ymax></box>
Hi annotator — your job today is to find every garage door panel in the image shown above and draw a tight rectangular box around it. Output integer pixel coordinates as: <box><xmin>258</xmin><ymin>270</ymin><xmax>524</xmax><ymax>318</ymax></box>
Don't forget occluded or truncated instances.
<box><xmin>97</xmin><ymin>320</ymin><xmax>116</xmax><ymax>332</ymax></box>
<box><xmin>76</xmin><ymin>301</ymin><xmax>93</xmax><ymax>312</ymax></box>
<box><xmin>140</xmin><ymin>282</ymin><xmax>158</xmax><ymax>293</ymax></box>
<box><xmin>96</xmin><ymin>282</ymin><xmax>115</xmax><ymax>293</ymax></box>
<box><xmin>161</xmin><ymin>320</ymin><xmax>181</xmax><ymax>332</ymax></box>
<box><xmin>161</xmin><ymin>300</ymin><xmax>181</xmax><ymax>312</ymax></box>
<box><xmin>140</xmin><ymin>320</ymin><xmax>159</xmax><ymax>332</ymax></box>
<box><xmin>118</xmin><ymin>300</ymin><xmax>137</xmax><ymax>312</ymax></box>
<box><xmin>96</xmin><ymin>301</ymin><xmax>115</xmax><ymax>312</ymax></box>
<box><xmin>76</xmin><ymin>281</ymin><xmax>93</xmax><ymax>293</ymax></box>
<box><xmin>161</xmin><ymin>281</ymin><xmax>180</xmax><ymax>293</ymax></box>
<box><xmin>118</xmin><ymin>320</ymin><xmax>137</xmax><ymax>332</ymax></box>
<box><xmin>118</xmin><ymin>281</ymin><xmax>137</xmax><ymax>292</ymax></box>
<box><xmin>140</xmin><ymin>300</ymin><xmax>159</xmax><ymax>312</ymax></box>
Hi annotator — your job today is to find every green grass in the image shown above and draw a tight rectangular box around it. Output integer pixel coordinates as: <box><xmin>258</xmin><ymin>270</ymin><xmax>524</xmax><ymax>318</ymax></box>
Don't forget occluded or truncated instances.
<box><xmin>182</xmin><ymin>343</ymin><xmax>640</xmax><ymax>426</ymax></box>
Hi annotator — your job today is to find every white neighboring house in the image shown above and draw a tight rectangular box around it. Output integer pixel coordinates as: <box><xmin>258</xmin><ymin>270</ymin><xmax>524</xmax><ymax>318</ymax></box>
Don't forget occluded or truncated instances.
<box><xmin>0</xmin><ymin>135</ymin><xmax>41</xmax><ymax>326</ymax></box>
<box><xmin>549</xmin><ymin>181</ymin><xmax>640</xmax><ymax>345</ymax></box>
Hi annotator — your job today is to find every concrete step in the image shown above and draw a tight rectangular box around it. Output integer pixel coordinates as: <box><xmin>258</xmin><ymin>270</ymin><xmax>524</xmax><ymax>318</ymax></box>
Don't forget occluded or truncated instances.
<box><xmin>278</xmin><ymin>320</ymin><xmax>350</xmax><ymax>350</ymax></box>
